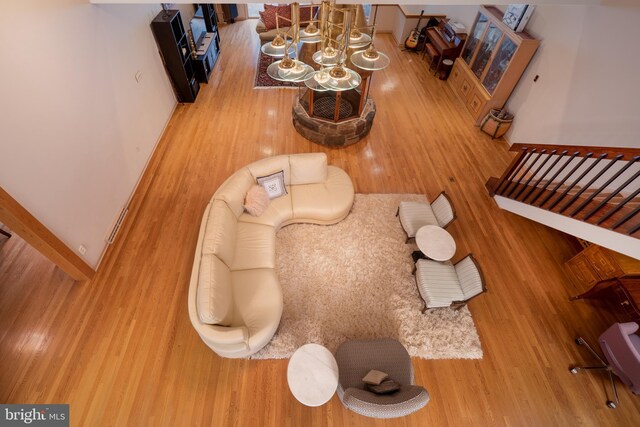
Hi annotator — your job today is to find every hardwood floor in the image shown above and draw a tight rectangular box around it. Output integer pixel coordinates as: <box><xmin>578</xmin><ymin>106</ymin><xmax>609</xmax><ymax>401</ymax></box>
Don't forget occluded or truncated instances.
<box><xmin>2</xmin><ymin>20</ymin><xmax>639</xmax><ymax>426</ymax></box>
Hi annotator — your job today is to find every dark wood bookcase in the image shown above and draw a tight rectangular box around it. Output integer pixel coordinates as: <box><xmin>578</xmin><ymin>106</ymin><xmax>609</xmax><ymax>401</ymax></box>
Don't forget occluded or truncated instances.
<box><xmin>151</xmin><ymin>9</ymin><xmax>199</xmax><ymax>103</ymax></box>
<box><xmin>192</xmin><ymin>4</ymin><xmax>221</xmax><ymax>84</ymax></box>
<box><xmin>200</xmin><ymin>4</ymin><xmax>220</xmax><ymax>37</ymax></box>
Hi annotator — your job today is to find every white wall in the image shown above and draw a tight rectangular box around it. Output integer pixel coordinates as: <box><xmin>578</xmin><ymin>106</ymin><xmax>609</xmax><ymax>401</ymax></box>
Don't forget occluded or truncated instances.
<box><xmin>0</xmin><ymin>0</ymin><xmax>176</xmax><ymax>267</ymax></box>
<box><xmin>496</xmin><ymin>196</ymin><xmax>640</xmax><ymax>259</ymax></box>
<box><xmin>506</xmin><ymin>4</ymin><xmax>640</xmax><ymax>148</ymax></box>
<box><xmin>176</xmin><ymin>3</ymin><xmax>197</xmax><ymax>30</ymax></box>
<box><xmin>369</xmin><ymin>5</ymin><xmax>397</xmax><ymax>34</ymax></box>
<box><xmin>392</xmin><ymin>8</ymin><xmax>408</xmax><ymax>45</ymax></box>
<box><xmin>417</xmin><ymin>5</ymin><xmax>478</xmax><ymax>31</ymax></box>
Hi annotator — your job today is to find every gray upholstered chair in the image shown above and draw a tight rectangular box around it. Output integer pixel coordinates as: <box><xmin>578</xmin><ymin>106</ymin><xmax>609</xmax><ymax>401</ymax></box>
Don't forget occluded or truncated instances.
<box><xmin>335</xmin><ymin>339</ymin><xmax>430</xmax><ymax>419</ymax></box>
<box><xmin>414</xmin><ymin>254</ymin><xmax>486</xmax><ymax>312</ymax></box>
<box><xmin>397</xmin><ymin>192</ymin><xmax>456</xmax><ymax>243</ymax></box>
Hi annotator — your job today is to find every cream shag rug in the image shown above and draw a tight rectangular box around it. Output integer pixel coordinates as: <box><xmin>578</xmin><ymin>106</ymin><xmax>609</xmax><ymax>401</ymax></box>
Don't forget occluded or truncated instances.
<box><xmin>251</xmin><ymin>194</ymin><xmax>483</xmax><ymax>360</ymax></box>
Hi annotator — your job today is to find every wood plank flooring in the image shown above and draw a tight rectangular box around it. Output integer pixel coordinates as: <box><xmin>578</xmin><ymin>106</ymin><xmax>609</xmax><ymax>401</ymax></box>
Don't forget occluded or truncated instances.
<box><xmin>2</xmin><ymin>20</ymin><xmax>639</xmax><ymax>426</ymax></box>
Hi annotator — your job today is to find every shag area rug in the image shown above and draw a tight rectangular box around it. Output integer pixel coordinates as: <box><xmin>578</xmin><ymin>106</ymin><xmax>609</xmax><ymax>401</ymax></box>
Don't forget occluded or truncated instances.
<box><xmin>254</xmin><ymin>51</ymin><xmax>299</xmax><ymax>89</ymax></box>
<box><xmin>251</xmin><ymin>193</ymin><xmax>483</xmax><ymax>360</ymax></box>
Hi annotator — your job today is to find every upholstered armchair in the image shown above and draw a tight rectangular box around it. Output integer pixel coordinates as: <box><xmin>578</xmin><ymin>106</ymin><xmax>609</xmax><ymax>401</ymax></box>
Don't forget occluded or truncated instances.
<box><xmin>335</xmin><ymin>339</ymin><xmax>430</xmax><ymax>419</ymax></box>
<box><xmin>397</xmin><ymin>192</ymin><xmax>456</xmax><ymax>243</ymax></box>
<box><xmin>414</xmin><ymin>254</ymin><xmax>486</xmax><ymax>311</ymax></box>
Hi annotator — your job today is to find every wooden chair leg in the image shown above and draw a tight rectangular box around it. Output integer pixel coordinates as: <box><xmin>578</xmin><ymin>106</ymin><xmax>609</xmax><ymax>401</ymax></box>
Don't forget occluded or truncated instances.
<box><xmin>451</xmin><ymin>302</ymin><xmax>466</xmax><ymax>310</ymax></box>
<box><xmin>395</xmin><ymin>206</ymin><xmax>399</xmax><ymax>217</ymax></box>
<box><xmin>421</xmin><ymin>302</ymin><xmax>435</xmax><ymax>313</ymax></box>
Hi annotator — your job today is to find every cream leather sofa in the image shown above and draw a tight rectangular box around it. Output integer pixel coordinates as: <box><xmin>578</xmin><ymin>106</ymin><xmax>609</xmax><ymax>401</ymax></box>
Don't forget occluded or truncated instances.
<box><xmin>188</xmin><ymin>153</ymin><xmax>354</xmax><ymax>358</ymax></box>
<box><xmin>255</xmin><ymin>20</ymin><xmax>292</xmax><ymax>42</ymax></box>
<box><xmin>255</xmin><ymin>4</ymin><xmax>367</xmax><ymax>42</ymax></box>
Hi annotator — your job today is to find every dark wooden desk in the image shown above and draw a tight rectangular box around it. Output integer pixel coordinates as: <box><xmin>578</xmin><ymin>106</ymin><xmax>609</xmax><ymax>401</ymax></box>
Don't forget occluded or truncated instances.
<box><xmin>571</xmin><ymin>276</ymin><xmax>640</xmax><ymax>322</ymax></box>
<box><xmin>566</xmin><ymin>245</ymin><xmax>640</xmax><ymax>321</ymax></box>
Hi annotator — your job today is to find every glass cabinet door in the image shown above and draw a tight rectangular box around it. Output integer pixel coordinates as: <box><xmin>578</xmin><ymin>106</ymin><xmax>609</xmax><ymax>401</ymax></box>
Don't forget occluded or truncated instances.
<box><xmin>470</xmin><ymin>23</ymin><xmax>503</xmax><ymax>79</ymax></box>
<box><xmin>482</xmin><ymin>36</ymin><xmax>517</xmax><ymax>94</ymax></box>
<box><xmin>462</xmin><ymin>13</ymin><xmax>488</xmax><ymax>65</ymax></box>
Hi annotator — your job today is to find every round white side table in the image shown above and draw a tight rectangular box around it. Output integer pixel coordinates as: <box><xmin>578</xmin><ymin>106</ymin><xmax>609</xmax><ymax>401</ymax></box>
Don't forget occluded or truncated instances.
<box><xmin>415</xmin><ymin>225</ymin><xmax>456</xmax><ymax>261</ymax></box>
<box><xmin>287</xmin><ymin>343</ymin><xmax>339</xmax><ymax>407</ymax></box>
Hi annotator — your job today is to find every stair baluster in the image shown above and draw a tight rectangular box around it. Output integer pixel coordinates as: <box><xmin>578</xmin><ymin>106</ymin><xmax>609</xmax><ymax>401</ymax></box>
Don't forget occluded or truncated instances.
<box><xmin>487</xmin><ymin>144</ymin><xmax>640</xmax><ymax>238</ymax></box>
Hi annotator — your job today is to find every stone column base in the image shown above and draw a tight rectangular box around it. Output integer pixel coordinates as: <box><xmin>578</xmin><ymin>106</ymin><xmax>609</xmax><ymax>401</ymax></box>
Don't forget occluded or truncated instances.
<box><xmin>292</xmin><ymin>98</ymin><xmax>376</xmax><ymax>147</ymax></box>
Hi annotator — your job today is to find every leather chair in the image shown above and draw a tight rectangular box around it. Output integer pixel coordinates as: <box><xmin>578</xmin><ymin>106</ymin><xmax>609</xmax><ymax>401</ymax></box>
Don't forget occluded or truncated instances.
<box><xmin>188</xmin><ymin>153</ymin><xmax>355</xmax><ymax>358</ymax></box>
<box><xmin>570</xmin><ymin>322</ymin><xmax>640</xmax><ymax>408</ymax></box>
<box><xmin>335</xmin><ymin>339</ymin><xmax>430</xmax><ymax>419</ymax></box>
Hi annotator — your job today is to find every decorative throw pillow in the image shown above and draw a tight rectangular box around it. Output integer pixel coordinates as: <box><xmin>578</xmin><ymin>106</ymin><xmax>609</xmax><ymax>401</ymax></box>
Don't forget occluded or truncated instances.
<box><xmin>259</xmin><ymin>8</ymin><xmax>277</xmax><ymax>31</ymax></box>
<box><xmin>276</xmin><ymin>5</ymin><xmax>292</xmax><ymax>24</ymax></box>
<box><xmin>300</xmin><ymin>5</ymin><xmax>315</xmax><ymax>26</ymax></box>
<box><xmin>256</xmin><ymin>170</ymin><xmax>288</xmax><ymax>199</ymax></box>
<box><xmin>366</xmin><ymin>379</ymin><xmax>401</xmax><ymax>395</ymax></box>
<box><xmin>259</xmin><ymin>5</ymin><xmax>292</xmax><ymax>31</ymax></box>
<box><xmin>299</xmin><ymin>4</ymin><xmax>318</xmax><ymax>23</ymax></box>
<box><xmin>244</xmin><ymin>185</ymin><xmax>270</xmax><ymax>217</ymax></box>
<box><xmin>362</xmin><ymin>369</ymin><xmax>388</xmax><ymax>385</ymax></box>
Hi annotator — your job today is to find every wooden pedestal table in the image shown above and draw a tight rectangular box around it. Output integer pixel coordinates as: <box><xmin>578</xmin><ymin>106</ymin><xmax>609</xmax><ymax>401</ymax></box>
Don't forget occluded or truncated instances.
<box><xmin>414</xmin><ymin>224</ymin><xmax>456</xmax><ymax>262</ymax></box>
<box><xmin>287</xmin><ymin>344</ymin><xmax>339</xmax><ymax>407</ymax></box>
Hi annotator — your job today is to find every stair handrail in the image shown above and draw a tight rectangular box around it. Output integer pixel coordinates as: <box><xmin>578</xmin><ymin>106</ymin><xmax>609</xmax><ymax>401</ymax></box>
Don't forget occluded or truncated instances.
<box><xmin>488</xmin><ymin>143</ymin><xmax>640</xmax><ymax>237</ymax></box>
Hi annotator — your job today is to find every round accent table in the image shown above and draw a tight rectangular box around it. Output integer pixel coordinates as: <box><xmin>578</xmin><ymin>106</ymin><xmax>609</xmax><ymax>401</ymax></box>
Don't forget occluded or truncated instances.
<box><xmin>287</xmin><ymin>343</ymin><xmax>339</xmax><ymax>407</ymax></box>
<box><xmin>415</xmin><ymin>225</ymin><xmax>456</xmax><ymax>262</ymax></box>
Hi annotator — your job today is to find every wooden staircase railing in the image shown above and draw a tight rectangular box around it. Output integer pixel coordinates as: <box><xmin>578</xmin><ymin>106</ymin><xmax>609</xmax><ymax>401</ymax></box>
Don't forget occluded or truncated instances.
<box><xmin>487</xmin><ymin>143</ymin><xmax>640</xmax><ymax>237</ymax></box>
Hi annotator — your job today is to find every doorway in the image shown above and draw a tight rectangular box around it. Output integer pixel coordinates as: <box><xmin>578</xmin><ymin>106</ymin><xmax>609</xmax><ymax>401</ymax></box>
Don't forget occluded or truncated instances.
<box><xmin>248</xmin><ymin>3</ymin><xmax>264</xmax><ymax>18</ymax></box>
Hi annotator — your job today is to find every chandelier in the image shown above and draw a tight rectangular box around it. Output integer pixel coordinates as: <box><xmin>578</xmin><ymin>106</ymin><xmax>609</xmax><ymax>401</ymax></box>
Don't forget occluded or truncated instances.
<box><xmin>261</xmin><ymin>1</ymin><xmax>390</xmax><ymax>92</ymax></box>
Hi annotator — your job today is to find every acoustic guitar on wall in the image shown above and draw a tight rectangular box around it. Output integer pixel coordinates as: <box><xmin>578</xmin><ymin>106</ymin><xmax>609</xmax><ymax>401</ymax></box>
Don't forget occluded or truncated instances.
<box><xmin>404</xmin><ymin>10</ymin><xmax>424</xmax><ymax>50</ymax></box>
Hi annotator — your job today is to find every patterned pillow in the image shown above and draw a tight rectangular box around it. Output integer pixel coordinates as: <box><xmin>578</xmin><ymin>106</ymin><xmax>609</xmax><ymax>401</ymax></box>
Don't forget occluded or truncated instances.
<box><xmin>259</xmin><ymin>8</ymin><xmax>278</xmax><ymax>31</ymax></box>
<box><xmin>256</xmin><ymin>170</ymin><xmax>288</xmax><ymax>199</ymax></box>
<box><xmin>259</xmin><ymin>5</ymin><xmax>292</xmax><ymax>31</ymax></box>
<box><xmin>362</xmin><ymin>369</ymin><xmax>388</xmax><ymax>385</ymax></box>
<box><xmin>299</xmin><ymin>4</ymin><xmax>318</xmax><ymax>23</ymax></box>
<box><xmin>366</xmin><ymin>379</ymin><xmax>401</xmax><ymax>395</ymax></box>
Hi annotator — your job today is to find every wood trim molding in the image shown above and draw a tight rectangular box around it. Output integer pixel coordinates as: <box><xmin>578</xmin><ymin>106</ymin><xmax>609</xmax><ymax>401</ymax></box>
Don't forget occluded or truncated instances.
<box><xmin>395</xmin><ymin>5</ymin><xmax>445</xmax><ymax>19</ymax></box>
<box><xmin>0</xmin><ymin>187</ymin><xmax>95</xmax><ymax>281</ymax></box>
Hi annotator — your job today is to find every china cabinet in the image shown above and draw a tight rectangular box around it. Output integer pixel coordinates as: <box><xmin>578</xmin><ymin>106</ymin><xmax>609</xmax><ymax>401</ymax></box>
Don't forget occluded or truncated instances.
<box><xmin>448</xmin><ymin>6</ymin><xmax>539</xmax><ymax>125</ymax></box>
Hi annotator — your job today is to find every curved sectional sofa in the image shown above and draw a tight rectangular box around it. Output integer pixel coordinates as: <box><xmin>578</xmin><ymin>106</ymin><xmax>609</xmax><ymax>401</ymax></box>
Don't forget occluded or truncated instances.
<box><xmin>188</xmin><ymin>153</ymin><xmax>354</xmax><ymax>358</ymax></box>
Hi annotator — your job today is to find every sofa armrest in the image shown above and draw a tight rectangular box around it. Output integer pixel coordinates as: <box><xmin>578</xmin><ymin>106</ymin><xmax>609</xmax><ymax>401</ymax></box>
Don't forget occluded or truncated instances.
<box><xmin>341</xmin><ymin>386</ymin><xmax>429</xmax><ymax>419</ymax></box>
<box><xmin>256</xmin><ymin>19</ymin><xmax>266</xmax><ymax>33</ymax></box>
<box><xmin>199</xmin><ymin>324</ymin><xmax>249</xmax><ymax>346</ymax></box>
